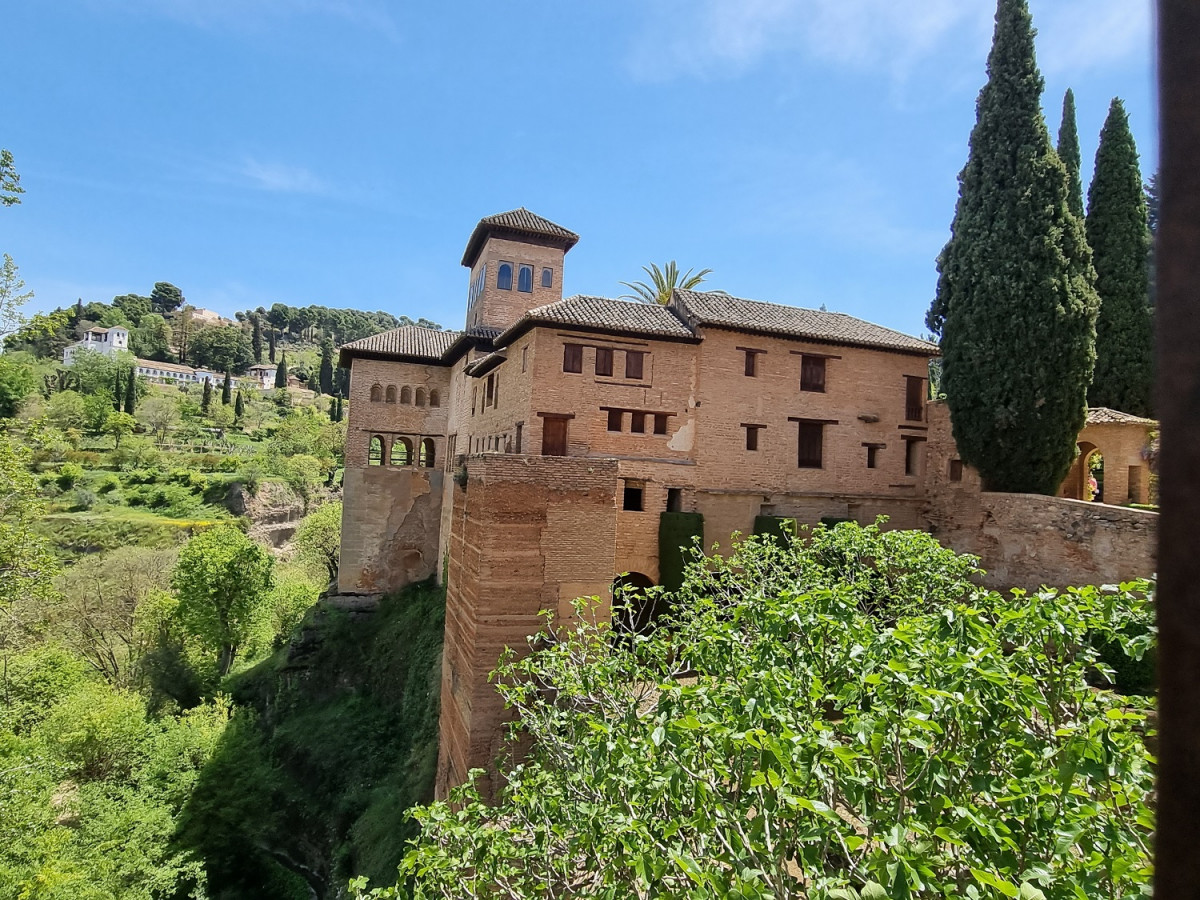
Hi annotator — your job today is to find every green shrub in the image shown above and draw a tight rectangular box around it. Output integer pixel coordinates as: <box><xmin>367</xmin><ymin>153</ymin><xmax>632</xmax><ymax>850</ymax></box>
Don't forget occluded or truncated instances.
<box><xmin>657</xmin><ymin>511</ymin><xmax>704</xmax><ymax>593</ymax></box>
<box><xmin>71</xmin><ymin>488</ymin><xmax>98</xmax><ymax>511</ymax></box>
<box><xmin>56</xmin><ymin>462</ymin><xmax>85</xmax><ymax>490</ymax></box>
<box><xmin>37</xmin><ymin>683</ymin><xmax>152</xmax><ymax>781</ymax></box>
<box><xmin>95</xmin><ymin>473</ymin><xmax>121</xmax><ymax>494</ymax></box>
<box><xmin>753</xmin><ymin>514</ymin><xmax>796</xmax><ymax>545</ymax></box>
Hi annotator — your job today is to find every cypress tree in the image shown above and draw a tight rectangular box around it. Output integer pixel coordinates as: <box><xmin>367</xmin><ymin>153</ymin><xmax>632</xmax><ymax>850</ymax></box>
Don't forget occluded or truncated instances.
<box><xmin>928</xmin><ymin>0</ymin><xmax>1098</xmax><ymax>495</ymax></box>
<box><xmin>319</xmin><ymin>337</ymin><xmax>334</xmax><ymax>396</ymax></box>
<box><xmin>235</xmin><ymin>391</ymin><xmax>245</xmax><ymax>421</ymax></box>
<box><xmin>275</xmin><ymin>353</ymin><xmax>288</xmax><ymax>389</ymax></box>
<box><xmin>221</xmin><ymin>370</ymin><xmax>232</xmax><ymax>405</ymax></box>
<box><xmin>251</xmin><ymin>315</ymin><xmax>263</xmax><ymax>363</ymax></box>
<box><xmin>113</xmin><ymin>369</ymin><xmax>123</xmax><ymax>412</ymax></box>
<box><xmin>268</xmin><ymin>329</ymin><xmax>276</xmax><ymax>363</ymax></box>
<box><xmin>202</xmin><ymin>378</ymin><xmax>213</xmax><ymax>414</ymax></box>
<box><xmin>336</xmin><ymin>397</ymin><xmax>344</xmax><ymax>422</ymax></box>
<box><xmin>124</xmin><ymin>369</ymin><xmax>136</xmax><ymax>414</ymax></box>
<box><xmin>1085</xmin><ymin>98</ymin><xmax>1153</xmax><ymax>417</ymax></box>
<box><xmin>1057</xmin><ymin>88</ymin><xmax>1085</xmax><ymax>220</ymax></box>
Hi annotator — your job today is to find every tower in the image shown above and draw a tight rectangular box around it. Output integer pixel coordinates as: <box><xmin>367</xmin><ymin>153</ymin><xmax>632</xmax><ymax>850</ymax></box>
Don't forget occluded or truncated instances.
<box><xmin>461</xmin><ymin>208</ymin><xmax>579</xmax><ymax>332</ymax></box>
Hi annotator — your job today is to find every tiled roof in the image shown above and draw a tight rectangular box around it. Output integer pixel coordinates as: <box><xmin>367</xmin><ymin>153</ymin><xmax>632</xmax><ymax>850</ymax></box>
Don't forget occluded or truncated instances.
<box><xmin>672</xmin><ymin>290</ymin><xmax>938</xmax><ymax>355</ymax></box>
<box><xmin>495</xmin><ymin>295</ymin><xmax>696</xmax><ymax>345</ymax></box>
<box><xmin>465</xmin><ymin>350</ymin><xmax>508</xmax><ymax>378</ymax></box>
<box><xmin>462</xmin><ymin>208</ymin><xmax>580</xmax><ymax>267</ymax></box>
<box><xmin>1086</xmin><ymin>407</ymin><xmax>1157</xmax><ymax>426</ymax></box>
<box><xmin>338</xmin><ymin>326</ymin><xmax>461</xmax><ymax>363</ymax></box>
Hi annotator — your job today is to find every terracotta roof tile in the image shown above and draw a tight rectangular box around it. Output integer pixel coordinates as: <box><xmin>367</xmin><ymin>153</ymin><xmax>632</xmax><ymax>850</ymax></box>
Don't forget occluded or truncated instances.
<box><xmin>1086</xmin><ymin>407</ymin><xmax>1157</xmax><ymax>426</ymax></box>
<box><xmin>462</xmin><ymin>208</ymin><xmax>580</xmax><ymax>267</ymax></box>
<box><xmin>495</xmin><ymin>295</ymin><xmax>696</xmax><ymax>345</ymax></box>
<box><xmin>338</xmin><ymin>326</ymin><xmax>460</xmax><ymax>363</ymax></box>
<box><xmin>672</xmin><ymin>290</ymin><xmax>938</xmax><ymax>355</ymax></box>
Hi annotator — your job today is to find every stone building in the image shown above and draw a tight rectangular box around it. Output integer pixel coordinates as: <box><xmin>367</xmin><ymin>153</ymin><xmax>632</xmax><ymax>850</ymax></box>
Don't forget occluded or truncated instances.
<box><xmin>336</xmin><ymin>209</ymin><xmax>1157</xmax><ymax>798</ymax></box>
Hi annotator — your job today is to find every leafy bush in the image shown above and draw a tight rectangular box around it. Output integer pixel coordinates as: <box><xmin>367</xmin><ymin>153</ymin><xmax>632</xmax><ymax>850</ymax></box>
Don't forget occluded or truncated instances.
<box><xmin>37</xmin><ymin>683</ymin><xmax>152</xmax><ymax>781</ymax></box>
<box><xmin>294</xmin><ymin>501</ymin><xmax>342</xmax><ymax>581</ymax></box>
<box><xmin>56</xmin><ymin>462</ymin><xmax>84</xmax><ymax>490</ymax></box>
<box><xmin>70</xmin><ymin>488</ymin><xmax>97</xmax><ymax>511</ymax></box>
<box><xmin>372</xmin><ymin>526</ymin><xmax>1155</xmax><ymax>900</ymax></box>
<box><xmin>95</xmin><ymin>473</ymin><xmax>121</xmax><ymax>494</ymax></box>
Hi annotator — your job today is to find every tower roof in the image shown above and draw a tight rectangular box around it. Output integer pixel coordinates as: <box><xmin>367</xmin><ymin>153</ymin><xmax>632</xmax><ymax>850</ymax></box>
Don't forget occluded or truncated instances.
<box><xmin>461</xmin><ymin>208</ymin><xmax>579</xmax><ymax>268</ymax></box>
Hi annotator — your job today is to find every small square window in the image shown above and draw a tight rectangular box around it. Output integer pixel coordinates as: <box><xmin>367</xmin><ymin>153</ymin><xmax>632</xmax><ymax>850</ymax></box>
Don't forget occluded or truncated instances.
<box><xmin>631</xmin><ymin>412</ymin><xmax>646</xmax><ymax>433</ymax></box>
<box><xmin>563</xmin><ymin>343</ymin><xmax>583</xmax><ymax>373</ymax></box>
<box><xmin>623</xmin><ymin>483</ymin><xmax>644</xmax><ymax>512</ymax></box>
<box><xmin>541</xmin><ymin>267</ymin><xmax>553</xmax><ymax>288</ymax></box>
<box><xmin>625</xmin><ymin>350</ymin><xmax>645</xmax><ymax>380</ymax></box>
<box><xmin>595</xmin><ymin>347</ymin><xmax>613</xmax><ymax>377</ymax></box>
<box><xmin>949</xmin><ymin>459</ymin><xmax>963</xmax><ymax>482</ymax></box>
<box><xmin>607</xmin><ymin>409</ymin><xmax>624</xmax><ymax>432</ymax></box>
<box><xmin>801</xmin><ymin>356</ymin><xmax>826</xmax><ymax>392</ymax></box>
<box><xmin>653</xmin><ymin>414</ymin><xmax>668</xmax><ymax>435</ymax></box>
<box><xmin>666</xmin><ymin>488</ymin><xmax>682</xmax><ymax>512</ymax></box>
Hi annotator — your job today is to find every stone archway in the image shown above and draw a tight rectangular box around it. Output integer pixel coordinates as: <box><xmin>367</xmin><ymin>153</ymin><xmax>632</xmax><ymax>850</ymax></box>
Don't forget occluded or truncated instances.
<box><xmin>1061</xmin><ymin>441</ymin><xmax>1100</xmax><ymax>501</ymax></box>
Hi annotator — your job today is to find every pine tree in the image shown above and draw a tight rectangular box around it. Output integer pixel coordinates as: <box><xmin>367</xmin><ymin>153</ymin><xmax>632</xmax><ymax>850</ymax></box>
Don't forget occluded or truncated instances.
<box><xmin>928</xmin><ymin>0</ymin><xmax>1098</xmax><ymax>495</ymax></box>
<box><xmin>268</xmin><ymin>329</ymin><xmax>276</xmax><ymax>363</ymax></box>
<box><xmin>73</xmin><ymin>297</ymin><xmax>84</xmax><ymax>324</ymax></box>
<box><xmin>124</xmin><ymin>369</ymin><xmax>136</xmax><ymax>414</ymax></box>
<box><xmin>235</xmin><ymin>391</ymin><xmax>245</xmax><ymax>421</ymax></box>
<box><xmin>1085</xmin><ymin>98</ymin><xmax>1153</xmax><ymax>417</ymax></box>
<box><xmin>221</xmin><ymin>370</ymin><xmax>232</xmax><ymax>405</ymax></box>
<box><xmin>202</xmin><ymin>378</ymin><xmax>213</xmax><ymax>414</ymax></box>
<box><xmin>251</xmin><ymin>315</ymin><xmax>263</xmax><ymax>363</ymax></box>
<box><xmin>319</xmin><ymin>337</ymin><xmax>334</xmax><ymax>395</ymax></box>
<box><xmin>275</xmin><ymin>353</ymin><xmax>288</xmax><ymax>389</ymax></box>
<box><xmin>1057</xmin><ymin>89</ymin><xmax>1085</xmax><ymax>220</ymax></box>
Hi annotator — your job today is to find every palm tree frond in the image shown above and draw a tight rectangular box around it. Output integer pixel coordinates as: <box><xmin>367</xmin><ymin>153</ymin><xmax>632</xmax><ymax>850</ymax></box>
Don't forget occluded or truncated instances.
<box><xmin>620</xmin><ymin>260</ymin><xmax>719</xmax><ymax>304</ymax></box>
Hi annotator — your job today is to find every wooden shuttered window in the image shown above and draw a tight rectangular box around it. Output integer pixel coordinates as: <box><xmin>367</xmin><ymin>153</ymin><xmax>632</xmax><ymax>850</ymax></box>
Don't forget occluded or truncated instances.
<box><xmin>800</xmin><ymin>356</ymin><xmax>826</xmax><ymax>392</ymax></box>
<box><xmin>796</xmin><ymin>421</ymin><xmax>824</xmax><ymax>468</ymax></box>
<box><xmin>563</xmin><ymin>343</ymin><xmax>583</xmax><ymax>373</ymax></box>
<box><xmin>625</xmin><ymin>350</ymin><xmax>645</xmax><ymax>380</ymax></box>
<box><xmin>595</xmin><ymin>347</ymin><xmax>613</xmax><ymax>377</ymax></box>
<box><xmin>541</xmin><ymin>416</ymin><xmax>569</xmax><ymax>456</ymax></box>
<box><xmin>905</xmin><ymin>375</ymin><xmax>926</xmax><ymax>421</ymax></box>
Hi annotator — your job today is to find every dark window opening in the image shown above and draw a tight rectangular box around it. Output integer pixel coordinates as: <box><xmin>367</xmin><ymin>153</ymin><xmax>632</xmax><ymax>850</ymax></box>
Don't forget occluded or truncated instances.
<box><xmin>522</xmin><ymin>346</ymin><xmax>528</xmax><ymax>372</ymax></box>
<box><xmin>607</xmin><ymin>409</ymin><xmax>624</xmax><ymax>432</ymax></box>
<box><xmin>744</xmin><ymin>424</ymin><xmax>761</xmax><ymax>451</ymax></box>
<box><xmin>470</xmin><ymin>387</ymin><xmax>476</xmax><ymax>416</ymax></box>
<box><xmin>623</xmin><ymin>483</ymin><xmax>644</xmax><ymax>512</ymax></box>
<box><xmin>625</xmin><ymin>350</ymin><xmax>645</xmax><ymax>380</ymax></box>
<box><xmin>631</xmin><ymin>411</ymin><xmax>646</xmax><ymax>434</ymax></box>
<box><xmin>595</xmin><ymin>347</ymin><xmax>613</xmax><ymax>377</ymax></box>
<box><xmin>369</xmin><ymin>384</ymin><xmax>382</xmax><ymax>402</ymax></box>
<box><xmin>866</xmin><ymin>445</ymin><xmax>879</xmax><ymax>469</ymax></box>
<box><xmin>485</xmin><ymin>373</ymin><xmax>495</xmax><ymax>407</ymax></box>
<box><xmin>515</xmin><ymin>422</ymin><xmax>523</xmax><ymax>454</ymax></box>
<box><xmin>564</xmin><ymin>343</ymin><xmax>583</xmax><ymax>373</ymax></box>
<box><xmin>415</xmin><ymin>387</ymin><xmax>426</xmax><ymax>407</ymax></box>
<box><xmin>800</xmin><ymin>356</ymin><xmax>826</xmax><ymax>392</ymax></box>
<box><xmin>653</xmin><ymin>413</ymin><xmax>669</xmax><ymax>435</ymax></box>
<box><xmin>949</xmin><ymin>459</ymin><xmax>963</xmax><ymax>482</ymax></box>
<box><xmin>905</xmin><ymin>375</ymin><xmax>926</xmax><ymax>421</ymax></box>
<box><xmin>385</xmin><ymin>385</ymin><xmax>396</xmax><ymax>403</ymax></box>
<box><xmin>744</xmin><ymin>350</ymin><xmax>759</xmax><ymax>377</ymax></box>
<box><xmin>666</xmin><ymin>488</ymin><xmax>682</xmax><ymax>513</ymax></box>
<box><xmin>429</xmin><ymin>389</ymin><xmax>440</xmax><ymax>407</ymax></box>
<box><xmin>518</xmin><ymin>264</ymin><xmax>533</xmax><ymax>293</ymax></box>
<box><xmin>541</xmin><ymin>267</ymin><xmax>553</xmax><ymax>288</ymax></box>
<box><xmin>797</xmin><ymin>422</ymin><xmax>824</xmax><ymax>468</ymax></box>
<box><xmin>497</xmin><ymin>262</ymin><xmax>513</xmax><ymax>291</ymax></box>
<box><xmin>401</xmin><ymin>385</ymin><xmax>412</xmax><ymax>404</ymax></box>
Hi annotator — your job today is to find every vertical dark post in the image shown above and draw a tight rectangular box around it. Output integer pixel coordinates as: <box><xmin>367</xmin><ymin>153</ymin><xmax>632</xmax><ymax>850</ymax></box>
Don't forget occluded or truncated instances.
<box><xmin>1155</xmin><ymin>1</ymin><xmax>1200</xmax><ymax>895</ymax></box>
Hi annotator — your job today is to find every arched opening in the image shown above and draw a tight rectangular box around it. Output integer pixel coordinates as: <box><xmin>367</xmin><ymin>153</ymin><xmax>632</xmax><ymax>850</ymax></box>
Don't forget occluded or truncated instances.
<box><xmin>419</xmin><ymin>438</ymin><xmax>436</xmax><ymax>468</ymax></box>
<box><xmin>368</xmin><ymin>436</ymin><xmax>384</xmax><ymax>466</ymax></box>
<box><xmin>611</xmin><ymin>572</ymin><xmax>662</xmax><ymax>638</ymax></box>
<box><xmin>1087</xmin><ymin>449</ymin><xmax>1105</xmax><ymax>502</ymax></box>
<box><xmin>390</xmin><ymin>437</ymin><xmax>413</xmax><ymax>466</ymax></box>
<box><xmin>415</xmin><ymin>387</ymin><xmax>426</xmax><ymax>407</ymax></box>
<box><xmin>429</xmin><ymin>389</ymin><xmax>440</xmax><ymax>408</ymax></box>
<box><xmin>369</xmin><ymin>384</ymin><xmax>382</xmax><ymax>402</ymax></box>
<box><xmin>400</xmin><ymin>386</ymin><xmax>412</xmax><ymax>405</ymax></box>
<box><xmin>385</xmin><ymin>385</ymin><xmax>396</xmax><ymax>403</ymax></box>
<box><xmin>497</xmin><ymin>262</ymin><xmax>513</xmax><ymax>291</ymax></box>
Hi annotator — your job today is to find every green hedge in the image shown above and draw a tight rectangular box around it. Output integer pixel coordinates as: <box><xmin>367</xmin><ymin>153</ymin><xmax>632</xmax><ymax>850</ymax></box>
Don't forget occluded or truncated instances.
<box><xmin>753</xmin><ymin>515</ymin><xmax>797</xmax><ymax>545</ymax></box>
<box><xmin>658</xmin><ymin>512</ymin><xmax>704</xmax><ymax>592</ymax></box>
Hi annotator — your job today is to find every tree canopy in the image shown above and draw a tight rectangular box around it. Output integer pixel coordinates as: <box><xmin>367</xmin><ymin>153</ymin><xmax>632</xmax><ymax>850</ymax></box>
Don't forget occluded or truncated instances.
<box><xmin>1057</xmin><ymin>89</ymin><xmax>1084</xmax><ymax>220</ymax></box>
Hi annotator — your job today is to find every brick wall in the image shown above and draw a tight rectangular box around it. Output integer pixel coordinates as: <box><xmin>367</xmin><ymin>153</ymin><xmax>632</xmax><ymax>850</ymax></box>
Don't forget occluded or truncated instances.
<box><xmin>466</xmin><ymin>236</ymin><xmax>566</xmax><ymax>333</ymax></box>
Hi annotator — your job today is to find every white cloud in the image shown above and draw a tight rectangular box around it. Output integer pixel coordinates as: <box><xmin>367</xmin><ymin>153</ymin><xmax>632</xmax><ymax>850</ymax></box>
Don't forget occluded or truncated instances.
<box><xmin>628</xmin><ymin>0</ymin><xmax>1151</xmax><ymax>81</ymax></box>
<box><xmin>239</xmin><ymin>159</ymin><xmax>328</xmax><ymax>195</ymax></box>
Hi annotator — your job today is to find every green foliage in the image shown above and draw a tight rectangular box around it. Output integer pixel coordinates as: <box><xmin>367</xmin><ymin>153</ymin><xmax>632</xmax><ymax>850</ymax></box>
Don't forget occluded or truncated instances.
<box><xmin>379</xmin><ymin>527</ymin><xmax>1154</xmax><ymax>899</ymax></box>
<box><xmin>275</xmin><ymin>353</ymin><xmax>288</xmax><ymax>389</ymax></box>
<box><xmin>753</xmin><ymin>514</ymin><xmax>796</xmax><ymax>545</ymax></box>
<box><xmin>56</xmin><ymin>462</ymin><xmax>84</xmax><ymax>490</ymax></box>
<box><xmin>658</xmin><ymin>511</ymin><xmax>704</xmax><ymax>592</ymax></box>
<box><xmin>129</xmin><ymin>312</ymin><xmax>173</xmax><ymax>362</ymax></box>
<box><xmin>620</xmin><ymin>260</ymin><xmax>717</xmax><ymax>305</ymax></box>
<box><xmin>103</xmin><ymin>410</ymin><xmax>137</xmax><ymax>448</ymax></box>
<box><xmin>319</xmin><ymin>336</ymin><xmax>335</xmax><ymax>395</ymax></box>
<box><xmin>189</xmin><ymin>325</ymin><xmax>253</xmax><ymax>375</ymax></box>
<box><xmin>0</xmin><ymin>352</ymin><xmax>38</xmax><ymax>418</ymax></box>
<box><xmin>928</xmin><ymin>0</ymin><xmax>1098</xmax><ymax>494</ymax></box>
<box><xmin>0</xmin><ymin>434</ymin><xmax>59</xmax><ymax>645</ymax></box>
<box><xmin>1086</xmin><ymin>98</ymin><xmax>1154</xmax><ymax>417</ymax></box>
<box><xmin>294</xmin><ymin>501</ymin><xmax>342</xmax><ymax>581</ymax></box>
<box><xmin>1056</xmin><ymin>88</ymin><xmax>1084</xmax><ymax>220</ymax></box>
<box><xmin>0</xmin><ymin>253</ymin><xmax>35</xmax><ymax>340</ymax></box>
<box><xmin>171</xmin><ymin>527</ymin><xmax>273</xmax><ymax>677</ymax></box>
<box><xmin>149</xmin><ymin>281</ymin><xmax>184</xmax><ymax>315</ymax></box>
<box><xmin>1</xmin><ymin>147</ymin><xmax>24</xmax><ymax>206</ymax></box>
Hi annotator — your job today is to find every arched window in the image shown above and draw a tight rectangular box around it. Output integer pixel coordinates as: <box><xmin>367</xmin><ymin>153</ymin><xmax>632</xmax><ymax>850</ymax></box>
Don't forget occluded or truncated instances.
<box><xmin>391</xmin><ymin>437</ymin><xmax>413</xmax><ymax>466</ymax></box>
<box><xmin>368</xmin><ymin>436</ymin><xmax>383</xmax><ymax>466</ymax></box>
<box><xmin>369</xmin><ymin>384</ymin><xmax>382</xmax><ymax>402</ymax></box>
<box><xmin>541</xmin><ymin>267</ymin><xmax>553</xmax><ymax>288</ymax></box>
<box><xmin>497</xmin><ymin>262</ymin><xmax>513</xmax><ymax>291</ymax></box>
<box><xmin>400</xmin><ymin>386</ymin><xmax>412</xmax><ymax>405</ymax></box>
<box><xmin>385</xmin><ymin>385</ymin><xmax>396</xmax><ymax>403</ymax></box>
<box><xmin>518</xmin><ymin>264</ymin><xmax>533</xmax><ymax>293</ymax></box>
<box><xmin>419</xmin><ymin>438</ymin><xmax>436</xmax><ymax>468</ymax></box>
<box><xmin>429</xmin><ymin>389</ymin><xmax>440</xmax><ymax>408</ymax></box>
<box><xmin>415</xmin><ymin>388</ymin><xmax>426</xmax><ymax>407</ymax></box>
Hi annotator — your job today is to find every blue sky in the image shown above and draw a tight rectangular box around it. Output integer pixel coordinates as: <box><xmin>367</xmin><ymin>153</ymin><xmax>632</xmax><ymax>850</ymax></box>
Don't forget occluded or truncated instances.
<box><xmin>4</xmin><ymin>0</ymin><xmax>1155</xmax><ymax>338</ymax></box>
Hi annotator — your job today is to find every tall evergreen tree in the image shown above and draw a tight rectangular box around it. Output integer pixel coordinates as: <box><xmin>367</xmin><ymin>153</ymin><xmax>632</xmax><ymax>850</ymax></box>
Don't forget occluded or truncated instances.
<box><xmin>928</xmin><ymin>0</ymin><xmax>1098</xmax><ymax>495</ymax></box>
<box><xmin>1085</xmin><ymin>98</ymin><xmax>1153</xmax><ymax>417</ymax></box>
<box><xmin>275</xmin><ymin>353</ymin><xmax>288</xmax><ymax>389</ymax></box>
<box><xmin>221</xmin><ymin>370</ymin><xmax>232</xmax><ymax>406</ymax></box>
<box><xmin>268</xmin><ymin>329</ymin><xmax>276</xmax><ymax>363</ymax></box>
<box><xmin>318</xmin><ymin>337</ymin><xmax>334</xmax><ymax>395</ymax></box>
<box><xmin>251</xmin><ymin>314</ymin><xmax>263</xmax><ymax>363</ymax></box>
<box><xmin>123</xmin><ymin>369</ymin><xmax>136</xmax><ymax>414</ymax></box>
<box><xmin>1057</xmin><ymin>89</ymin><xmax>1085</xmax><ymax>220</ymax></box>
<box><xmin>234</xmin><ymin>390</ymin><xmax>245</xmax><ymax>421</ymax></box>
<box><xmin>113</xmin><ymin>369</ymin><xmax>123</xmax><ymax>412</ymax></box>
<box><xmin>202</xmin><ymin>378</ymin><xmax>213</xmax><ymax>414</ymax></box>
